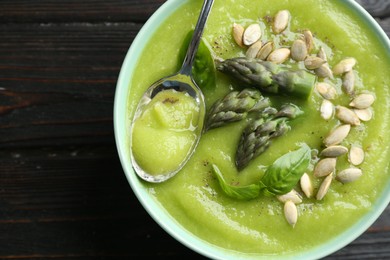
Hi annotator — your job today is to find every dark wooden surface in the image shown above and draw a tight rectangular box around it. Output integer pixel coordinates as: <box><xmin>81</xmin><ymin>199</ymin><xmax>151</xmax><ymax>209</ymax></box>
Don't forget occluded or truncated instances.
<box><xmin>0</xmin><ymin>0</ymin><xmax>389</xmax><ymax>259</ymax></box>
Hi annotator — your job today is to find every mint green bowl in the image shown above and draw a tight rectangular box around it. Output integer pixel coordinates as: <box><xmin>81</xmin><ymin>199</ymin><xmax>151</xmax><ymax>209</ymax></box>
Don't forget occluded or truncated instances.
<box><xmin>114</xmin><ymin>0</ymin><xmax>390</xmax><ymax>259</ymax></box>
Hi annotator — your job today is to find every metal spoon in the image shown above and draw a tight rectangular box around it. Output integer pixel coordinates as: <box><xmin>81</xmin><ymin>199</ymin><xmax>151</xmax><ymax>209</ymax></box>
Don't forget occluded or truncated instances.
<box><xmin>130</xmin><ymin>0</ymin><xmax>214</xmax><ymax>183</ymax></box>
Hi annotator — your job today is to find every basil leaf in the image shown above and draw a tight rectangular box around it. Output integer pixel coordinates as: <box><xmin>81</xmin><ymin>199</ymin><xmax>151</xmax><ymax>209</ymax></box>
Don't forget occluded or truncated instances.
<box><xmin>212</xmin><ymin>164</ymin><xmax>260</xmax><ymax>200</ymax></box>
<box><xmin>178</xmin><ymin>30</ymin><xmax>216</xmax><ymax>90</ymax></box>
<box><xmin>259</xmin><ymin>144</ymin><xmax>311</xmax><ymax>196</ymax></box>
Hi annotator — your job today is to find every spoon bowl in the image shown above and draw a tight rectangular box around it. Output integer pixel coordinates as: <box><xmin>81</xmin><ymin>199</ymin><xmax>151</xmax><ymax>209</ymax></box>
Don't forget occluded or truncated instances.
<box><xmin>130</xmin><ymin>73</ymin><xmax>205</xmax><ymax>183</ymax></box>
<box><xmin>130</xmin><ymin>0</ymin><xmax>214</xmax><ymax>183</ymax></box>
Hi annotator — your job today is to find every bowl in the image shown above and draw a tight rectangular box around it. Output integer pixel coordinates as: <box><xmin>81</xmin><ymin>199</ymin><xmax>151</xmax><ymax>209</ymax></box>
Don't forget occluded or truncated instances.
<box><xmin>114</xmin><ymin>0</ymin><xmax>390</xmax><ymax>259</ymax></box>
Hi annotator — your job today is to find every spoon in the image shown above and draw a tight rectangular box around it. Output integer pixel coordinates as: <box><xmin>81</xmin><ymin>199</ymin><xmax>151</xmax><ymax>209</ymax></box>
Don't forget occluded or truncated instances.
<box><xmin>130</xmin><ymin>0</ymin><xmax>214</xmax><ymax>183</ymax></box>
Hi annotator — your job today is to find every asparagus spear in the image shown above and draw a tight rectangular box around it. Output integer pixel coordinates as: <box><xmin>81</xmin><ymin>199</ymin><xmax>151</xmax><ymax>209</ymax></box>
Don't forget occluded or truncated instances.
<box><xmin>235</xmin><ymin>104</ymin><xmax>303</xmax><ymax>170</ymax></box>
<box><xmin>216</xmin><ymin>57</ymin><xmax>316</xmax><ymax>99</ymax></box>
<box><xmin>205</xmin><ymin>88</ymin><xmax>270</xmax><ymax>131</ymax></box>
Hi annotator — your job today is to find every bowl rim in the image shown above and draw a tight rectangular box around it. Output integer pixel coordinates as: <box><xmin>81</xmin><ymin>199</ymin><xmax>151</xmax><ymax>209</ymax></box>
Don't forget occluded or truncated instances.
<box><xmin>114</xmin><ymin>0</ymin><xmax>390</xmax><ymax>259</ymax></box>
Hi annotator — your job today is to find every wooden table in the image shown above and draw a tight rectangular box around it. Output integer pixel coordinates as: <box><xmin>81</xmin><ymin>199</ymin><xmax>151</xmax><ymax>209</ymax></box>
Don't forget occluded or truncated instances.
<box><xmin>0</xmin><ymin>0</ymin><xmax>389</xmax><ymax>259</ymax></box>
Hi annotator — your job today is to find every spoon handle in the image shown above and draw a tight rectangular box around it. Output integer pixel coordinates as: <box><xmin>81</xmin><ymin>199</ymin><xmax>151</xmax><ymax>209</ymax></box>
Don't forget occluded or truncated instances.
<box><xmin>180</xmin><ymin>0</ymin><xmax>214</xmax><ymax>75</ymax></box>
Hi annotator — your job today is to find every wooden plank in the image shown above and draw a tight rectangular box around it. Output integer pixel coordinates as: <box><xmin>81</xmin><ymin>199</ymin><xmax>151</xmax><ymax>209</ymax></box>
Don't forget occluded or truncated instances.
<box><xmin>0</xmin><ymin>146</ymin><xmax>128</xmax><ymax>219</ymax></box>
<box><xmin>356</xmin><ymin>0</ymin><xmax>390</xmax><ymax>18</ymax></box>
<box><xmin>327</xmin><ymin>229</ymin><xmax>390</xmax><ymax>259</ymax></box>
<box><xmin>0</xmin><ymin>23</ymin><xmax>141</xmax><ymax>147</ymax></box>
<box><xmin>0</xmin><ymin>220</ymin><xmax>200</xmax><ymax>258</ymax></box>
<box><xmin>0</xmin><ymin>0</ymin><xmax>165</xmax><ymax>23</ymax></box>
<box><xmin>377</xmin><ymin>18</ymin><xmax>390</xmax><ymax>36</ymax></box>
<box><xmin>0</xmin><ymin>145</ymin><xmax>200</xmax><ymax>258</ymax></box>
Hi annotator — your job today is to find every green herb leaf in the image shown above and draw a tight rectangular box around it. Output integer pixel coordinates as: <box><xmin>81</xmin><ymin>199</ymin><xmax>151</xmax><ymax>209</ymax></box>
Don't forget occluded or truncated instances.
<box><xmin>259</xmin><ymin>144</ymin><xmax>311</xmax><ymax>196</ymax></box>
<box><xmin>178</xmin><ymin>30</ymin><xmax>216</xmax><ymax>90</ymax></box>
<box><xmin>212</xmin><ymin>164</ymin><xmax>260</xmax><ymax>200</ymax></box>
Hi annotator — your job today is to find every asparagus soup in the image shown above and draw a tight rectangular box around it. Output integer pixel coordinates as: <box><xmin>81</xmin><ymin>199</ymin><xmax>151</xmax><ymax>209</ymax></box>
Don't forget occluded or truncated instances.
<box><xmin>127</xmin><ymin>0</ymin><xmax>390</xmax><ymax>256</ymax></box>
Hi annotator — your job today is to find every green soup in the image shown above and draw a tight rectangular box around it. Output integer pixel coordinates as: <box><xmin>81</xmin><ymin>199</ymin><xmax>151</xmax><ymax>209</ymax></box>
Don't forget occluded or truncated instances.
<box><xmin>132</xmin><ymin>89</ymin><xmax>200</xmax><ymax>175</ymax></box>
<box><xmin>127</xmin><ymin>0</ymin><xmax>390</xmax><ymax>256</ymax></box>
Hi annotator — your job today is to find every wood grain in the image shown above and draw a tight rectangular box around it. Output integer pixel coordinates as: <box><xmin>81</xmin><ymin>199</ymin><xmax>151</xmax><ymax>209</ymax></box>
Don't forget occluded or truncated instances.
<box><xmin>0</xmin><ymin>145</ymin><xmax>202</xmax><ymax>258</ymax></box>
<box><xmin>0</xmin><ymin>23</ymin><xmax>140</xmax><ymax>147</ymax></box>
<box><xmin>0</xmin><ymin>0</ymin><xmax>165</xmax><ymax>23</ymax></box>
<box><xmin>0</xmin><ymin>0</ymin><xmax>389</xmax><ymax>259</ymax></box>
<box><xmin>356</xmin><ymin>0</ymin><xmax>390</xmax><ymax>18</ymax></box>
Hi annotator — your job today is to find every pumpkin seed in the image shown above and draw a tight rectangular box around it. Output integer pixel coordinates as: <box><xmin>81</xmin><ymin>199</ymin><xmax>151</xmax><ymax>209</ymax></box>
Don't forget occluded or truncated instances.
<box><xmin>273</xmin><ymin>10</ymin><xmax>290</xmax><ymax>34</ymax></box>
<box><xmin>277</xmin><ymin>189</ymin><xmax>303</xmax><ymax>204</ymax></box>
<box><xmin>257</xmin><ymin>41</ymin><xmax>274</xmax><ymax>60</ymax></box>
<box><xmin>316</xmin><ymin>82</ymin><xmax>337</xmax><ymax>100</ymax></box>
<box><xmin>353</xmin><ymin>108</ymin><xmax>373</xmax><ymax>121</ymax></box>
<box><xmin>300</xmin><ymin>173</ymin><xmax>313</xmax><ymax>198</ymax></box>
<box><xmin>304</xmin><ymin>56</ymin><xmax>326</xmax><ymax>70</ymax></box>
<box><xmin>349</xmin><ymin>93</ymin><xmax>375</xmax><ymax>109</ymax></box>
<box><xmin>232</xmin><ymin>23</ymin><xmax>245</xmax><ymax>47</ymax></box>
<box><xmin>243</xmin><ymin>24</ymin><xmax>262</xmax><ymax>46</ymax></box>
<box><xmin>320</xmin><ymin>145</ymin><xmax>348</xmax><ymax>158</ymax></box>
<box><xmin>313</xmin><ymin>158</ymin><xmax>337</xmax><ymax>177</ymax></box>
<box><xmin>315</xmin><ymin>64</ymin><xmax>333</xmax><ymax>78</ymax></box>
<box><xmin>333</xmin><ymin>58</ymin><xmax>357</xmax><ymax>76</ymax></box>
<box><xmin>336</xmin><ymin>168</ymin><xmax>362</xmax><ymax>184</ymax></box>
<box><xmin>316</xmin><ymin>173</ymin><xmax>333</xmax><ymax>200</ymax></box>
<box><xmin>349</xmin><ymin>145</ymin><xmax>365</xmax><ymax>166</ymax></box>
<box><xmin>291</xmin><ymin>39</ymin><xmax>307</xmax><ymax>61</ymax></box>
<box><xmin>246</xmin><ymin>40</ymin><xmax>263</xmax><ymax>58</ymax></box>
<box><xmin>324</xmin><ymin>124</ymin><xmax>351</xmax><ymax>147</ymax></box>
<box><xmin>284</xmin><ymin>200</ymin><xmax>298</xmax><ymax>227</ymax></box>
<box><xmin>320</xmin><ymin>99</ymin><xmax>334</xmax><ymax>120</ymax></box>
<box><xmin>342</xmin><ymin>70</ymin><xmax>355</xmax><ymax>95</ymax></box>
<box><xmin>303</xmin><ymin>30</ymin><xmax>314</xmax><ymax>53</ymax></box>
<box><xmin>267</xmin><ymin>48</ymin><xmax>290</xmax><ymax>64</ymax></box>
<box><xmin>317</xmin><ymin>46</ymin><xmax>327</xmax><ymax>61</ymax></box>
<box><xmin>335</xmin><ymin>105</ymin><xmax>360</xmax><ymax>126</ymax></box>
